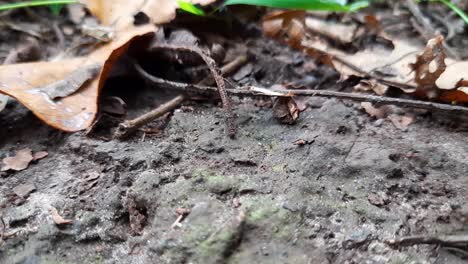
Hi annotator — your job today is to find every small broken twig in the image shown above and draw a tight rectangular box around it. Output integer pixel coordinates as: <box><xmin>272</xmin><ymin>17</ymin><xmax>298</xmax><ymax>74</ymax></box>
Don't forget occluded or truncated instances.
<box><xmin>114</xmin><ymin>95</ymin><xmax>186</xmax><ymax>139</ymax></box>
<box><xmin>387</xmin><ymin>234</ymin><xmax>468</xmax><ymax>247</ymax></box>
<box><xmin>0</xmin><ymin>216</ymin><xmax>5</xmax><ymax>243</ymax></box>
<box><xmin>171</xmin><ymin>208</ymin><xmax>191</xmax><ymax>230</ymax></box>
<box><xmin>198</xmin><ymin>54</ymin><xmax>249</xmax><ymax>86</ymax></box>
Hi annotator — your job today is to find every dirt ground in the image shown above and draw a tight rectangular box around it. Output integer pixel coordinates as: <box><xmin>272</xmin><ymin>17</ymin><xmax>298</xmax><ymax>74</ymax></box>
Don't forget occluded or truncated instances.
<box><xmin>1</xmin><ymin>3</ymin><xmax>468</xmax><ymax>264</ymax></box>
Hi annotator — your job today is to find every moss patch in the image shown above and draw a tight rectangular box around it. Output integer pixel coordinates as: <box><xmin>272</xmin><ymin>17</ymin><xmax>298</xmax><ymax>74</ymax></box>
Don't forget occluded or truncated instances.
<box><xmin>191</xmin><ymin>168</ymin><xmax>240</xmax><ymax>194</ymax></box>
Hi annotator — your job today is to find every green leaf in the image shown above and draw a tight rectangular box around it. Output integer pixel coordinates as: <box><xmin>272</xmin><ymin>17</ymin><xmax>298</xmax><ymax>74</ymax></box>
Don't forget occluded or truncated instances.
<box><xmin>223</xmin><ymin>0</ymin><xmax>370</xmax><ymax>12</ymax></box>
<box><xmin>0</xmin><ymin>0</ymin><xmax>77</xmax><ymax>11</ymax></box>
<box><xmin>48</xmin><ymin>3</ymin><xmax>64</xmax><ymax>15</ymax></box>
<box><xmin>177</xmin><ymin>0</ymin><xmax>206</xmax><ymax>16</ymax></box>
<box><xmin>437</xmin><ymin>0</ymin><xmax>468</xmax><ymax>25</ymax></box>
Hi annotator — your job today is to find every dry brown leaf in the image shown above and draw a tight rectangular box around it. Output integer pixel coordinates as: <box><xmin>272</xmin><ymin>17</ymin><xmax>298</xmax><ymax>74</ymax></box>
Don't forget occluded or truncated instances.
<box><xmin>263</xmin><ymin>10</ymin><xmax>306</xmax><ymax>49</ymax></box>
<box><xmin>84</xmin><ymin>0</ymin><xmax>217</xmax><ymax>30</ymax></box>
<box><xmin>410</xmin><ymin>35</ymin><xmax>446</xmax><ymax>99</ymax></box>
<box><xmin>1</xmin><ymin>148</ymin><xmax>34</xmax><ymax>172</ymax></box>
<box><xmin>301</xmin><ymin>17</ymin><xmax>468</xmax><ymax>103</ymax></box>
<box><xmin>32</xmin><ymin>151</ymin><xmax>48</xmax><ymax>161</ymax></box>
<box><xmin>262</xmin><ymin>10</ymin><xmax>468</xmax><ymax>104</ymax></box>
<box><xmin>361</xmin><ymin>102</ymin><xmax>386</xmax><ymax>119</ymax></box>
<box><xmin>388</xmin><ymin>114</ymin><xmax>414</xmax><ymax>131</ymax></box>
<box><xmin>0</xmin><ymin>24</ymin><xmax>155</xmax><ymax>131</ymax></box>
<box><xmin>0</xmin><ymin>94</ymin><xmax>7</xmax><ymax>112</ymax></box>
<box><xmin>50</xmin><ymin>207</ymin><xmax>73</xmax><ymax>225</ymax></box>
<box><xmin>13</xmin><ymin>183</ymin><xmax>36</xmax><ymax>198</ymax></box>
<box><xmin>361</xmin><ymin>102</ymin><xmax>414</xmax><ymax>131</ymax></box>
<box><xmin>273</xmin><ymin>97</ymin><xmax>300</xmax><ymax>124</ymax></box>
<box><xmin>354</xmin><ymin>80</ymin><xmax>388</xmax><ymax>96</ymax></box>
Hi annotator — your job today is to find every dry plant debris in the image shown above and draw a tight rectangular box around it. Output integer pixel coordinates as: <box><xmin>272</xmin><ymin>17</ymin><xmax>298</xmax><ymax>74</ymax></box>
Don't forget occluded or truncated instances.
<box><xmin>1</xmin><ymin>148</ymin><xmax>34</xmax><ymax>172</ymax></box>
<box><xmin>2</xmin><ymin>1</ymin><xmax>468</xmax><ymax>263</ymax></box>
<box><xmin>49</xmin><ymin>207</ymin><xmax>73</xmax><ymax>225</ymax></box>
<box><xmin>1</xmin><ymin>148</ymin><xmax>48</xmax><ymax>172</ymax></box>
<box><xmin>0</xmin><ymin>0</ymin><xmax>218</xmax><ymax>131</ymax></box>
<box><xmin>0</xmin><ymin>25</ymin><xmax>155</xmax><ymax>131</ymax></box>
<box><xmin>262</xmin><ymin>10</ymin><xmax>468</xmax><ymax>104</ymax></box>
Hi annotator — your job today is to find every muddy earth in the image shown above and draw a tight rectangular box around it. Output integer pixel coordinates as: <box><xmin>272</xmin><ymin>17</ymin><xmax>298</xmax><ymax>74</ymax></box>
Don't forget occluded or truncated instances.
<box><xmin>1</xmin><ymin>5</ymin><xmax>468</xmax><ymax>264</ymax></box>
<box><xmin>2</xmin><ymin>85</ymin><xmax>468</xmax><ymax>264</ymax></box>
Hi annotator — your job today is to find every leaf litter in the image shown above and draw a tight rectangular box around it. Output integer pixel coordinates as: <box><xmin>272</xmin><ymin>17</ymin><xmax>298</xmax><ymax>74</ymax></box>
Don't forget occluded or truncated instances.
<box><xmin>1</xmin><ymin>148</ymin><xmax>48</xmax><ymax>172</ymax></box>
<box><xmin>2</xmin><ymin>1</ymin><xmax>468</xmax><ymax>263</ymax></box>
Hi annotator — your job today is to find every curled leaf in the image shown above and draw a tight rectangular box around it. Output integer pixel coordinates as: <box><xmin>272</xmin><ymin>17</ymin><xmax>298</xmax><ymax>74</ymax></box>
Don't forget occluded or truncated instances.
<box><xmin>410</xmin><ymin>35</ymin><xmax>446</xmax><ymax>99</ymax></box>
<box><xmin>0</xmin><ymin>25</ymin><xmax>155</xmax><ymax>131</ymax></box>
<box><xmin>1</xmin><ymin>148</ymin><xmax>34</xmax><ymax>172</ymax></box>
<box><xmin>273</xmin><ymin>97</ymin><xmax>300</xmax><ymax>124</ymax></box>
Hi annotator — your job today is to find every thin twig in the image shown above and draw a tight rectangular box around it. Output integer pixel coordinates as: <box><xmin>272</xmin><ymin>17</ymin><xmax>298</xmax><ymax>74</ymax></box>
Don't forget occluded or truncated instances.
<box><xmin>198</xmin><ymin>54</ymin><xmax>249</xmax><ymax>86</ymax></box>
<box><xmin>151</xmin><ymin>44</ymin><xmax>237</xmax><ymax>138</ymax></box>
<box><xmin>134</xmin><ymin>65</ymin><xmax>468</xmax><ymax>116</ymax></box>
<box><xmin>387</xmin><ymin>234</ymin><xmax>468</xmax><ymax>247</ymax></box>
<box><xmin>0</xmin><ymin>216</ymin><xmax>5</xmax><ymax>243</ymax></box>
<box><xmin>52</xmin><ymin>21</ymin><xmax>66</xmax><ymax>51</ymax></box>
<box><xmin>114</xmin><ymin>95</ymin><xmax>185</xmax><ymax>139</ymax></box>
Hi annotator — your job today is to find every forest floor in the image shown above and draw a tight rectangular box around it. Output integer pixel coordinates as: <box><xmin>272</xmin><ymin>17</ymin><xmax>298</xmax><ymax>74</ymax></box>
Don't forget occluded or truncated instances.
<box><xmin>1</xmin><ymin>2</ymin><xmax>468</xmax><ymax>263</ymax></box>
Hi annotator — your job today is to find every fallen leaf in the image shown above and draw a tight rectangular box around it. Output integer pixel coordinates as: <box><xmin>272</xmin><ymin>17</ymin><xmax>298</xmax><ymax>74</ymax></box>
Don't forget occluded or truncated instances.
<box><xmin>263</xmin><ymin>10</ymin><xmax>306</xmax><ymax>49</ymax></box>
<box><xmin>354</xmin><ymin>79</ymin><xmax>388</xmax><ymax>96</ymax></box>
<box><xmin>32</xmin><ymin>151</ymin><xmax>48</xmax><ymax>161</ymax></box>
<box><xmin>0</xmin><ymin>24</ymin><xmax>155</xmax><ymax>131</ymax></box>
<box><xmin>368</xmin><ymin>191</ymin><xmax>389</xmax><ymax>207</ymax></box>
<box><xmin>84</xmin><ymin>0</ymin><xmax>217</xmax><ymax>30</ymax></box>
<box><xmin>38</xmin><ymin>64</ymin><xmax>101</xmax><ymax>100</ymax></box>
<box><xmin>302</xmin><ymin>21</ymin><xmax>468</xmax><ymax>103</ymax></box>
<box><xmin>361</xmin><ymin>102</ymin><xmax>386</xmax><ymax>119</ymax></box>
<box><xmin>388</xmin><ymin>114</ymin><xmax>414</xmax><ymax>131</ymax></box>
<box><xmin>13</xmin><ymin>183</ymin><xmax>36</xmax><ymax>199</ymax></box>
<box><xmin>410</xmin><ymin>35</ymin><xmax>446</xmax><ymax>99</ymax></box>
<box><xmin>1</xmin><ymin>148</ymin><xmax>34</xmax><ymax>172</ymax></box>
<box><xmin>273</xmin><ymin>97</ymin><xmax>300</xmax><ymax>124</ymax></box>
<box><xmin>361</xmin><ymin>102</ymin><xmax>414</xmax><ymax>130</ymax></box>
<box><xmin>50</xmin><ymin>207</ymin><xmax>73</xmax><ymax>225</ymax></box>
<box><xmin>101</xmin><ymin>96</ymin><xmax>127</xmax><ymax>116</ymax></box>
<box><xmin>263</xmin><ymin>11</ymin><xmax>468</xmax><ymax>103</ymax></box>
<box><xmin>0</xmin><ymin>94</ymin><xmax>7</xmax><ymax>112</ymax></box>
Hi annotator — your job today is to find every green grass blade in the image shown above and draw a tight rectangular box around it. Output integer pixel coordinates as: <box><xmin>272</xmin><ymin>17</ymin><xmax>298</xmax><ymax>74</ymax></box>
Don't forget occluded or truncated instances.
<box><xmin>223</xmin><ymin>0</ymin><xmax>369</xmax><ymax>12</ymax></box>
<box><xmin>48</xmin><ymin>3</ymin><xmax>64</xmax><ymax>15</ymax></box>
<box><xmin>177</xmin><ymin>0</ymin><xmax>206</xmax><ymax>16</ymax></box>
<box><xmin>0</xmin><ymin>0</ymin><xmax>77</xmax><ymax>11</ymax></box>
<box><xmin>438</xmin><ymin>0</ymin><xmax>468</xmax><ymax>24</ymax></box>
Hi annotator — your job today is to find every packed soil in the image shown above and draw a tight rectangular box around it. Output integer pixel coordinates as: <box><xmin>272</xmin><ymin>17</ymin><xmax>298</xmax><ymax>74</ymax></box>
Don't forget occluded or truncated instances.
<box><xmin>1</xmin><ymin>4</ymin><xmax>468</xmax><ymax>264</ymax></box>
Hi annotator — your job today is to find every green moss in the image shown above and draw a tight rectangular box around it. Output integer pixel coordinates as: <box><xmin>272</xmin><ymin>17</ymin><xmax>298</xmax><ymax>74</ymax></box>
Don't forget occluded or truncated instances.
<box><xmin>272</xmin><ymin>164</ymin><xmax>284</xmax><ymax>173</ymax></box>
<box><xmin>191</xmin><ymin>168</ymin><xmax>239</xmax><ymax>194</ymax></box>
<box><xmin>87</xmin><ymin>255</ymin><xmax>104</xmax><ymax>264</ymax></box>
<box><xmin>243</xmin><ymin>198</ymin><xmax>305</xmax><ymax>241</ymax></box>
<box><xmin>41</xmin><ymin>260</ymin><xmax>68</xmax><ymax>264</ymax></box>
<box><xmin>185</xmin><ymin>223</ymin><xmax>214</xmax><ymax>244</ymax></box>
<box><xmin>197</xmin><ymin>229</ymin><xmax>235</xmax><ymax>257</ymax></box>
<box><xmin>192</xmin><ymin>168</ymin><xmax>213</xmax><ymax>178</ymax></box>
<box><xmin>248</xmin><ymin>205</ymin><xmax>279</xmax><ymax>222</ymax></box>
<box><xmin>390</xmin><ymin>256</ymin><xmax>407</xmax><ymax>264</ymax></box>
